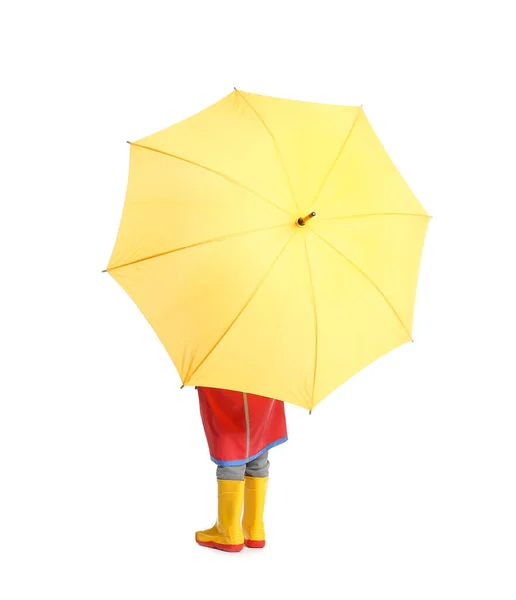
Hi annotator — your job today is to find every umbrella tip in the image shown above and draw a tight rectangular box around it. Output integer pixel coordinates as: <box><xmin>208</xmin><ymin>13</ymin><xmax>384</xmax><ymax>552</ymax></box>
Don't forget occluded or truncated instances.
<box><xmin>297</xmin><ymin>212</ymin><xmax>317</xmax><ymax>227</ymax></box>
<box><xmin>102</xmin><ymin>269</ymin><xmax>107</xmax><ymax>273</ymax></box>
<box><xmin>180</xmin><ymin>384</ymin><xmax>185</xmax><ymax>389</ymax></box>
<box><xmin>126</xmin><ymin>141</ymin><xmax>131</xmax><ymax>145</ymax></box>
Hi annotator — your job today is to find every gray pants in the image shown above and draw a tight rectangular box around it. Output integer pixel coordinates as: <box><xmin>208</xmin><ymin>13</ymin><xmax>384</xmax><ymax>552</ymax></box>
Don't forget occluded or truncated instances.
<box><xmin>217</xmin><ymin>451</ymin><xmax>269</xmax><ymax>480</ymax></box>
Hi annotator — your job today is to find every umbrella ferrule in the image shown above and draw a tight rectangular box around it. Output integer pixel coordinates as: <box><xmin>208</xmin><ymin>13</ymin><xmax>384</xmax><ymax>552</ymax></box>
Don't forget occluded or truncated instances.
<box><xmin>297</xmin><ymin>212</ymin><xmax>316</xmax><ymax>227</ymax></box>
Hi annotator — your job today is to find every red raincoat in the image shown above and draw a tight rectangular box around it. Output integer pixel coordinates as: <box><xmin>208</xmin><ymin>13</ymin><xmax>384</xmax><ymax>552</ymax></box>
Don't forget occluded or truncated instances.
<box><xmin>197</xmin><ymin>387</ymin><xmax>288</xmax><ymax>466</ymax></box>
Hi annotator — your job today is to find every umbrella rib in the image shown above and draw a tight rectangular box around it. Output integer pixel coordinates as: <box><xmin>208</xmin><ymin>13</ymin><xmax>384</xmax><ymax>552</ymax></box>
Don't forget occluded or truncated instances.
<box><xmin>310</xmin><ymin>229</ymin><xmax>412</xmax><ymax>340</ymax></box>
<box><xmin>234</xmin><ymin>89</ymin><xmax>300</xmax><ymax>215</ymax></box>
<box><xmin>304</xmin><ymin>238</ymin><xmax>319</xmax><ymax>411</ymax></box>
<box><xmin>129</xmin><ymin>142</ymin><xmax>294</xmax><ymax>218</ymax></box>
<box><xmin>311</xmin><ymin>106</ymin><xmax>363</xmax><ymax>210</ymax></box>
<box><xmin>316</xmin><ymin>212</ymin><xmax>431</xmax><ymax>223</ymax></box>
<box><xmin>183</xmin><ymin>232</ymin><xmax>296</xmax><ymax>385</ymax></box>
<box><xmin>105</xmin><ymin>223</ymin><xmax>293</xmax><ymax>272</ymax></box>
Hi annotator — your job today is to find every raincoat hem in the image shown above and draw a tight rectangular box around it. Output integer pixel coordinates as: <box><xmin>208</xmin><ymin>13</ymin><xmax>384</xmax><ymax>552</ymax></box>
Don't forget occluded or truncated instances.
<box><xmin>209</xmin><ymin>436</ymin><xmax>288</xmax><ymax>466</ymax></box>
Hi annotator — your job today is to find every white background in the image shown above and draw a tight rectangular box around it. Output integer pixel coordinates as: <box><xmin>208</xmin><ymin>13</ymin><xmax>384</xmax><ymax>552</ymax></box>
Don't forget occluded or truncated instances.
<box><xmin>1</xmin><ymin>1</ymin><xmax>515</xmax><ymax>598</ymax></box>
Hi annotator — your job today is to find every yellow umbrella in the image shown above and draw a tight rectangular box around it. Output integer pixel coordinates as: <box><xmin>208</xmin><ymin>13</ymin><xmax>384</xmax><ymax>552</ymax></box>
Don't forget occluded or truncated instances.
<box><xmin>105</xmin><ymin>89</ymin><xmax>429</xmax><ymax>411</ymax></box>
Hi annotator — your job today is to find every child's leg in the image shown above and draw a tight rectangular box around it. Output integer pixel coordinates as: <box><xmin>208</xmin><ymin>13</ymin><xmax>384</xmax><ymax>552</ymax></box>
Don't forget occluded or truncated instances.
<box><xmin>245</xmin><ymin>451</ymin><xmax>269</xmax><ymax>478</ymax></box>
<box><xmin>242</xmin><ymin>452</ymin><xmax>269</xmax><ymax>548</ymax></box>
<box><xmin>216</xmin><ymin>464</ymin><xmax>246</xmax><ymax>480</ymax></box>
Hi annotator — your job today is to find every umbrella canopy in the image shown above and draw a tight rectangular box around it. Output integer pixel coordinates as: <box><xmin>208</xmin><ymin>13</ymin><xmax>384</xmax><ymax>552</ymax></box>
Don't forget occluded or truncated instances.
<box><xmin>105</xmin><ymin>89</ymin><xmax>429</xmax><ymax>410</ymax></box>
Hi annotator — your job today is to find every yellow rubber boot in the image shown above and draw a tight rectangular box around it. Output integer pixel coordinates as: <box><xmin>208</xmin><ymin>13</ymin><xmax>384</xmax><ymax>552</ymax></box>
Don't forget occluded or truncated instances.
<box><xmin>195</xmin><ymin>479</ymin><xmax>244</xmax><ymax>552</ymax></box>
<box><xmin>242</xmin><ymin>476</ymin><xmax>268</xmax><ymax>548</ymax></box>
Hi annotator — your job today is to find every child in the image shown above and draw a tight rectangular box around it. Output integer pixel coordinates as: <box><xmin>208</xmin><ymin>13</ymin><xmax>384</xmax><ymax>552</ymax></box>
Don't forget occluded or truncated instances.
<box><xmin>195</xmin><ymin>386</ymin><xmax>288</xmax><ymax>552</ymax></box>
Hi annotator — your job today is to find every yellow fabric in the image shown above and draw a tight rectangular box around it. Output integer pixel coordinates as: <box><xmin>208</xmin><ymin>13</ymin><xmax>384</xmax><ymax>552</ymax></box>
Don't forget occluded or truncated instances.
<box><xmin>106</xmin><ymin>90</ymin><xmax>429</xmax><ymax>410</ymax></box>
<box><xmin>242</xmin><ymin>476</ymin><xmax>268</xmax><ymax>543</ymax></box>
<box><xmin>195</xmin><ymin>479</ymin><xmax>244</xmax><ymax>548</ymax></box>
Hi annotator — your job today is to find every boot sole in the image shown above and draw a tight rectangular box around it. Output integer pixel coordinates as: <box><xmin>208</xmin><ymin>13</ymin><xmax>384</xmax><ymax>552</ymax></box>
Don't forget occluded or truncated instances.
<box><xmin>196</xmin><ymin>538</ymin><xmax>244</xmax><ymax>552</ymax></box>
<box><xmin>244</xmin><ymin>539</ymin><xmax>266</xmax><ymax>548</ymax></box>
